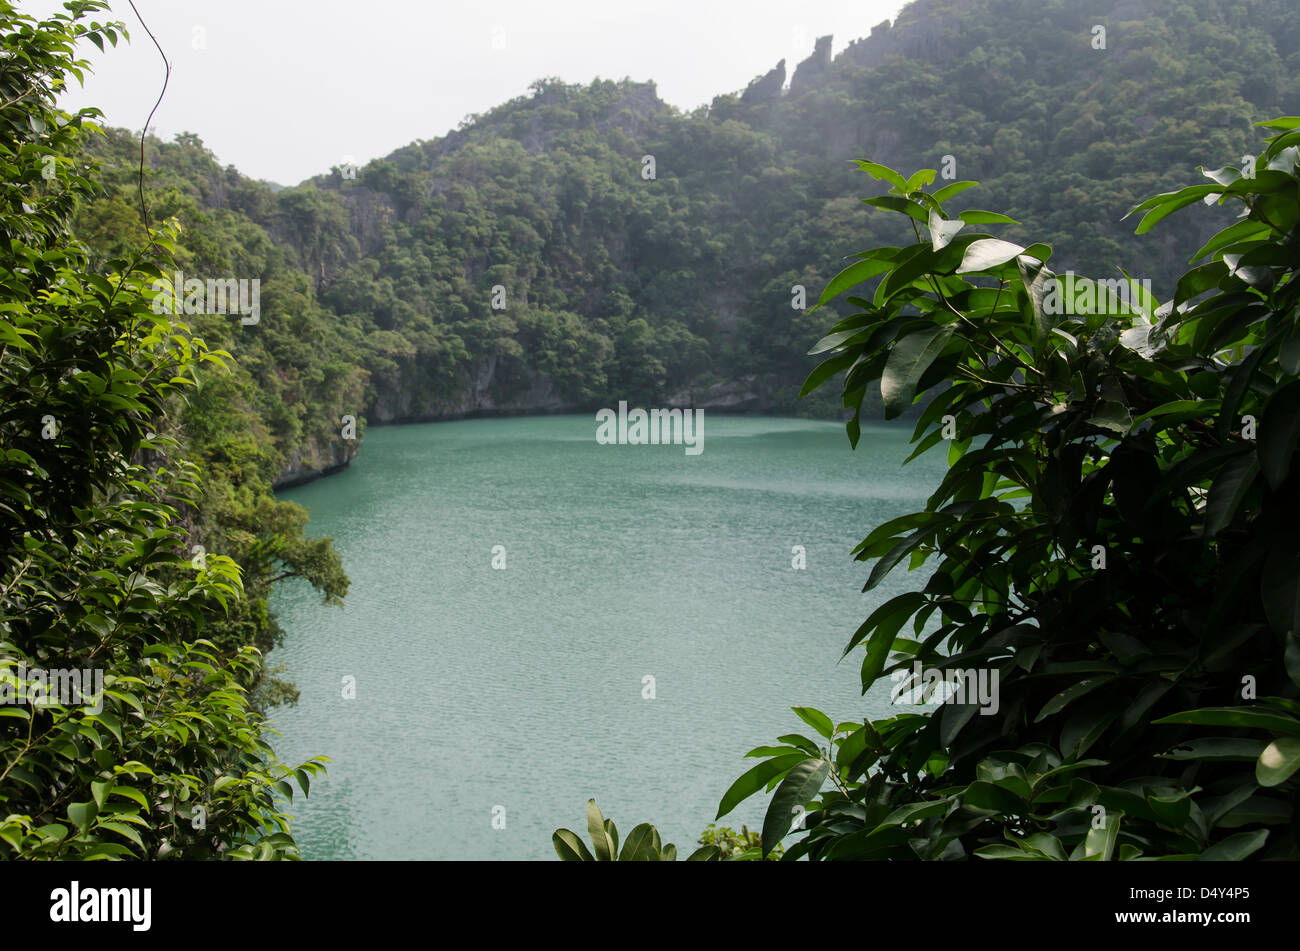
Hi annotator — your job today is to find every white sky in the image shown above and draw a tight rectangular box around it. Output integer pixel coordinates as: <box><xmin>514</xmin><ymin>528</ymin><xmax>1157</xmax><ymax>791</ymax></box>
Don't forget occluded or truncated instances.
<box><xmin>22</xmin><ymin>0</ymin><xmax>908</xmax><ymax>184</ymax></box>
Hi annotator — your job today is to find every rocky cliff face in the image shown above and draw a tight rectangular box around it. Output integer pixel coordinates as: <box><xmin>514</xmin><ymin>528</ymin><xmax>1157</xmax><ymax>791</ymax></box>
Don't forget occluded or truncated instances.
<box><xmin>274</xmin><ymin>436</ymin><xmax>360</xmax><ymax>489</ymax></box>
<box><xmin>790</xmin><ymin>36</ymin><xmax>832</xmax><ymax>95</ymax></box>
<box><xmin>665</xmin><ymin>376</ymin><xmax>775</xmax><ymax>413</ymax></box>
<box><xmin>741</xmin><ymin>59</ymin><xmax>786</xmax><ymax>105</ymax></box>
<box><xmin>367</xmin><ymin>358</ymin><xmax>576</xmax><ymax>424</ymax></box>
<box><xmin>275</xmin><ymin>366</ymin><xmax>794</xmax><ymax>487</ymax></box>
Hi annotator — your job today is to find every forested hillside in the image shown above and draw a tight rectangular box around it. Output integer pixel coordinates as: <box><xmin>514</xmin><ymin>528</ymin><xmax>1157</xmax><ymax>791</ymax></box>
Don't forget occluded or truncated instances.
<box><xmin>77</xmin><ymin>0</ymin><xmax>1300</xmax><ymax>491</ymax></box>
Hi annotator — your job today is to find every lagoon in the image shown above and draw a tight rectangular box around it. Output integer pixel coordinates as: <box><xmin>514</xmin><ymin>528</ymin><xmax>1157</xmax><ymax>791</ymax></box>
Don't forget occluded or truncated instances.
<box><xmin>269</xmin><ymin>414</ymin><xmax>945</xmax><ymax>860</ymax></box>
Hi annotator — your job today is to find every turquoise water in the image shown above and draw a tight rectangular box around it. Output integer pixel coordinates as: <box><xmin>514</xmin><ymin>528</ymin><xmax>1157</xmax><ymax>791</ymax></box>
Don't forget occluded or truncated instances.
<box><xmin>268</xmin><ymin>414</ymin><xmax>946</xmax><ymax>860</ymax></box>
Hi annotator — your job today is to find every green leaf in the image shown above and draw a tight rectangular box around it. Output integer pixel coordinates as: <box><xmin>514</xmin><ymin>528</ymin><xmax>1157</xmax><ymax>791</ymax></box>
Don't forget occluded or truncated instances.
<box><xmin>603</xmin><ymin>818</ymin><xmax>620</xmax><ymax>859</ymax></box>
<box><xmin>855</xmin><ymin>160</ymin><xmax>909</xmax><ymax>193</ymax></box>
<box><xmin>1159</xmin><ymin>738</ymin><xmax>1268</xmax><ymax>762</ymax></box>
<box><xmin>963</xmin><ymin>781</ymin><xmax>1026</xmax><ymax>815</ymax></box>
<box><xmin>881</xmin><ymin>325</ymin><xmax>956</xmax><ymax>419</ymax></box>
<box><xmin>859</xmin><ymin>606</ymin><xmax>928</xmax><ymax>691</ymax></box>
<box><xmin>1200</xmin><ymin>164</ymin><xmax>1242</xmax><ymax>189</ymax></box>
<box><xmin>89</xmin><ymin>712</ymin><xmax>123</xmax><ymax>745</ymax></box>
<box><xmin>619</xmin><ymin>823</ymin><xmax>661</xmax><ymax>861</ymax></box>
<box><xmin>1204</xmin><ymin>451</ymin><xmax>1259</xmax><ymax>538</ymax></box>
<box><xmin>34</xmin><ymin>823</ymin><xmax>68</xmax><ymax>846</ymax></box>
<box><xmin>0</xmin><ymin>824</ymin><xmax>21</xmax><ymax>852</ymax></box>
<box><xmin>1131</xmin><ymin>400</ymin><xmax>1216</xmax><ymax>429</ymax></box>
<box><xmin>1217</xmin><ymin>339</ymin><xmax>1272</xmax><ymax>441</ymax></box>
<box><xmin>1146</xmin><ymin>790</ymin><xmax>1194</xmax><ymax>829</ymax></box>
<box><xmin>878</xmin><ymin>245</ymin><xmax>938</xmax><ymax>300</ymax></box>
<box><xmin>90</xmin><ymin>781</ymin><xmax>111</xmax><ymax>809</ymax></box>
<box><xmin>1019</xmin><ymin>256</ymin><xmax>1055</xmax><ymax>343</ymax></box>
<box><xmin>745</xmin><ymin>744</ymin><xmax>808</xmax><ymax>759</ymax></box>
<box><xmin>1256</xmin><ymin>737</ymin><xmax>1300</xmax><ymax>787</ymax></box>
<box><xmin>1086</xmin><ymin>401</ymin><xmax>1131</xmax><ymax>435</ymax></box>
<box><xmin>716</xmin><ymin>753</ymin><xmax>807</xmax><ymax>819</ymax></box>
<box><xmin>815</xmin><ymin>258</ymin><xmax>894</xmax><ymax>309</ymax></box>
<box><xmin>974</xmin><ymin>844</ymin><xmax>1039</xmax><ymax>860</ymax></box>
<box><xmin>761</xmin><ymin>758</ymin><xmax>830</xmax><ymax>855</ymax></box>
<box><xmin>956</xmin><ymin>238</ymin><xmax>1025</xmax><ymax>273</ymax></box>
<box><xmin>905</xmin><ymin>169</ymin><xmax>937</xmax><ymax>192</ymax></box>
<box><xmin>799</xmin><ymin>350</ymin><xmax>859</xmax><ymax>397</ymax></box>
<box><xmin>928</xmin><ymin>209</ymin><xmax>964</xmax><ymax>250</ymax></box>
<box><xmin>110</xmin><ymin>786</ymin><xmax>149</xmax><ymax>811</ymax></box>
<box><xmin>1035</xmin><ymin>677</ymin><xmax>1114</xmax><ymax>722</ymax></box>
<box><xmin>834</xmin><ymin>727</ymin><xmax>871</xmax><ymax>772</ymax></box>
<box><xmin>686</xmin><ymin>844</ymin><xmax>722</xmax><ymax>861</ymax></box>
<box><xmin>1153</xmin><ymin>707</ymin><xmax>1300</xmax><ymax>735</ymax></box>
<box><xmin>553</xmin><ymin>829</ymin><xmax>595</xmax><ymax>861</ymax></box>
<box><xmin>931</xmin><ymin>180</ymin><xmax>978</xmax><ymax>203</ymax></box>
<box><xmin>67</xmin><ymin>801</ymin><xmax>98</xmax><ymax>833</ymax></box>
<box><xmin>791</xmin><ymin>706</ymin><xmax>834</xmax><ymax>740</ymax></box>
<box><xmin>879</xmin><ymin>799</ymin><xmax>949</xmax><ymax>828</ymax></box>
<box><xmin>1189</xmin><ymin>219</ymin><xmax>1271</xmax><ymax>263</ymax></box>
<box><xmin>957</xmin><ymin>209</ymin><xmax>1018</xmax><ymax>225</ymax></box>
<box><xmin>862</xmin><ymin>194</ymin><xmax>929</xmax><ymax>224</ymax></box>
<box><xmin>1125</xmin><ymin>185</ymin><xmax>1223</xmax><ymax>232</ymax></box>
<box><xmin>844</xmin><ymin>591</ymin><xmax>928</xmax><ymax>657</ymax></box>
<box><xmin>1175</xmin><ymin>262</ymin><xmax>1230</xmax><ymax>305</ymax></box>
<box><xmin>98</xmin><ymin>821</ymin><xmax>144</xmax><ymax>851</ymax></box>
<box><xmin>1023</xmin><ymin>833</ymin><xmax>1068</xmax><ymax>861</ymax></box>
<box><xmin>1259</xmin><ymin>381</ymin><xmax>1300</xmax><ymax>490</ymax></box>
<box><xmin>862</xmin><ymin>523</ymin><xmax>939</xmax><ymax>594</ymax></box>
<box><xmin>1199</xmin><ymin>830</ymin><xmax>1268</xmax><ymax>861</ymax></box>
<box><xmin>1082</xmin><ymin>810</ymin><xmax>1122</xmax><ymax>860</ymax></box>
<box><xmin>586</xmin><ymin>799</ymin><xmax>615</xmax><ymax>861</ymax></box>
<box><xmin>1254</xmin><ymin>116</ymin><xmax>1300</xmax><ymax>130</ymax></box>
<box><xmin>808</xmin><ymin>327</ymin><xmax>869</xmax><ymax>356</ymax></box>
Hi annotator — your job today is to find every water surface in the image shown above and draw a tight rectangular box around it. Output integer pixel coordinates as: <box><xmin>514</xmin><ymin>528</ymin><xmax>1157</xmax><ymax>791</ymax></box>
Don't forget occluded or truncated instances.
<box><xmin>269</xmin><ymin>414</ymin><xmax>945</xmax><ymax>859</ymax></box>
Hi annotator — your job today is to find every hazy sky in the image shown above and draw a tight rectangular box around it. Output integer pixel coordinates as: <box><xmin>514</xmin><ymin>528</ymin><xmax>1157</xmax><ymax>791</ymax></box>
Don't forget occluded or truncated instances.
<box><xmin>24</xmin><ymin>0</ymin><xmax>908</xmax><ymax>185</ymax></box>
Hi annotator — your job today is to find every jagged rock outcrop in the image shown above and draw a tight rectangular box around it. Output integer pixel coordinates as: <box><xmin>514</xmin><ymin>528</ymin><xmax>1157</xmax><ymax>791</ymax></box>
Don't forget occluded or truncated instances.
<box><xmin>741</xmin><ymin>59</ymin><xmax>786</xmax><ymax>105</ymax></box>
<box><xmin>790</xmin><ymin>36</ymin><xmax>833</xmax><ymax>96</ymax></box>
<box><xmin>838</xmin><ymin>0</ymin><xmax>978</xmax><ymax>71</ymax></box>
<box><xmin>597</xmin><ymin>81</ymin><xmax>663</xmax><ymax>139</ymax></box>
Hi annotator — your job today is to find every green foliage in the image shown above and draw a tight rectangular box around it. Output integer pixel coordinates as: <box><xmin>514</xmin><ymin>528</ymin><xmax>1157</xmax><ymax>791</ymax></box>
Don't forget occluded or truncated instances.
<box><xmin>723</xmin><ymin>120</ymin><xmax>1300</xmax><ymax>860</ymax></box>
<box><xmin>73</xmin><ymin>104</ymin><xmax>356</xmax><ymax>695</ymax></box>
<box><xmin>0</xmin><ymin>0</ymin><xmax>321</xmax><ymax>858</ymax></box>
<box><xmin>553</xmin><ymin>799</ymin><xmax>722</xmax><ymax>861</ymax></box>
<box><xmin>696</xmin><ymin>823</ymin><xmax>780</xmax><ymax>861</ymax></box>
